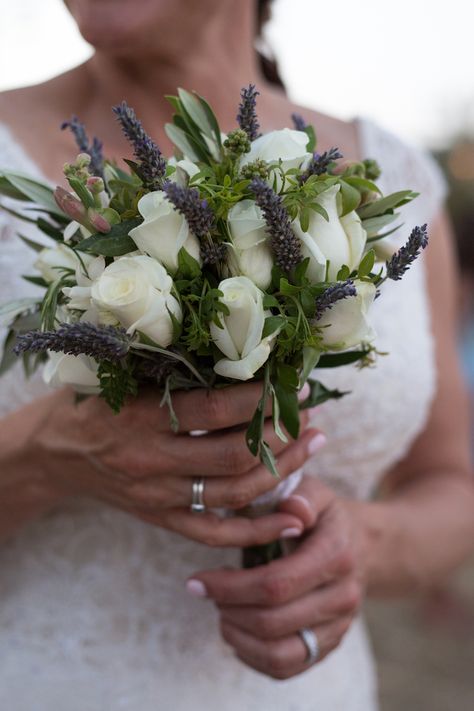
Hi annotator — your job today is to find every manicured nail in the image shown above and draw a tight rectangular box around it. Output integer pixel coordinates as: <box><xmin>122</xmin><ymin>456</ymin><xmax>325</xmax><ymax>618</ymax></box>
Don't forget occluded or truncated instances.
<box><xmin>308</xmin><ymin>432</ymin><xmax>327</xmax><ymax>456</ymax></box>
<box><xmin>281</xmin><ymin>527</ymin><xmax>303</xmax><ymax>539</ymax></box>
<box><xmin>186</xmin><ymin>579</ymin><xmax>207</xmax><ymax>597</ymax></box>
<box><xmin>287</xmin><ymin>494</ymin><xmax>312</xmax><ymax>517</ymax></box>
<box><xmin>297</xmin><ymin>383</ymin><xmax>310</xmax><ymax>402</ymax></box>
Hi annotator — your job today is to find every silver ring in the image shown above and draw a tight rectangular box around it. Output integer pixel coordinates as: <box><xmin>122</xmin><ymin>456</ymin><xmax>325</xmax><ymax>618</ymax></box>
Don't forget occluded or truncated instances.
<box><xmin>191</xmin><ymin>477</ymin><xmax>206</xmax><ymax>514</ymax></box>
<box><xmin>298</xmin><ymin>628</ymin><xmax>319</xmax><ymax>665</ymax></box>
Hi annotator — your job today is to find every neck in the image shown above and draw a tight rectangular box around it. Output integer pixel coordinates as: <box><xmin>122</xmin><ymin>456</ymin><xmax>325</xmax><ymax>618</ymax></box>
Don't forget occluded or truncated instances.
<box><xmin>81</xmin><ymin>4</ymin><xmax>264</xmax><ymax>136</ymax></box>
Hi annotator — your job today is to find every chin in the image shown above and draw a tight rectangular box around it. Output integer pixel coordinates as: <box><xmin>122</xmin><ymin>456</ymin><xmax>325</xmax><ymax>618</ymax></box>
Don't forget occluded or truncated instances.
<box><xmin>66</xmin><ymin>0</ymin><xmax>224</xmax><ymax>53</ymax></box>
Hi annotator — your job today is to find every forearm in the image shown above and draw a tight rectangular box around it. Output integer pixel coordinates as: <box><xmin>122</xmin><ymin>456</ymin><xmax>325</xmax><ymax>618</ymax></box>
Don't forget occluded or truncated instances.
<box><xmin>0</xmin><ymin>392</ymin><xmax>68</xmax><ymax>542</ymax></box>
<box><xmin>354</xmin><ymin>471</ymin><xmax>474</xmax><ymax>596</ymax></box>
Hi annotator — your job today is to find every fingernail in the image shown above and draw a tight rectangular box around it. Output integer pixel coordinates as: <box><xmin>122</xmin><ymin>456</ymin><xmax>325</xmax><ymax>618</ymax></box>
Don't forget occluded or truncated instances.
<box><xmin>308</xmin><ymin>432</ymin><xmax>327</xmax><ymax>456</ymax></box>
<box><xmin>297</xmin><ymin>383</ymin><xmax>310</xmax><ymax>402</ymax></box>
<box><xmin>281</xmin><ymin>527</ymin><xmax>302</xmax><ymax>539</ymax></box>
<box><xmin>287</xmin><ymin>494</ymin><xmax>312</xmax><ymax>517</ymax></box>
<box><xmin>186</xmin><ymin>579</ymin><xmax>207</xmax><ymax>598</ymax></box>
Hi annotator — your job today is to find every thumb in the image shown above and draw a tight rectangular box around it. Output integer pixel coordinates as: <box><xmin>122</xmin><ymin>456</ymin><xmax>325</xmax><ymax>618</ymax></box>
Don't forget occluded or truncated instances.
<box><xmin>278</xmin><ymin>475</ymin><xmax>334</xmax><ymax>530</ymax></box>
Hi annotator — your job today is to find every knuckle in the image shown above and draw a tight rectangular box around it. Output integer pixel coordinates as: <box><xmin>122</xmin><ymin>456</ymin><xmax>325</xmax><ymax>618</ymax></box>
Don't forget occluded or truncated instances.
<box><xmin>261</xmin><ymin>573</ymin><xmax>292</xmax><ymax>606</ymax></box>
<box><xmin>226</xmin><ymin>480</ymin><xmax>257</xmax><ymax>510</ymax></box>
<box><xmin>266</xmin><ymin>646</ymin><xmax>289</xmax><ymax>677</ymax></box>
<box><xmin>223</xmin><ymin>443</ymin><xmax>253</xmax><ymax>476</ymax></box>
<box><xmin>202</xmin><ymin>390</ymin><xmax>231</xmax><ymax>428</ymax></box>
<box><xmin>343</xmin><ymin>581</ymin><xmax>362</xmax><ymax>613</ymax></box>
<box><xmin>254</xmin><ymin>609</ymin><xmax>280</xmax><ymax>639</ymax></box>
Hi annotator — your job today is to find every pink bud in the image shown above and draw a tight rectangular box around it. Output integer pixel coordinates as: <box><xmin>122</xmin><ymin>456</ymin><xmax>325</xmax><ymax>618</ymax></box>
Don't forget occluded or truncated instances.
<box><xmin>88</xmin><ymin>209</ymin><xmax>111</xmax><ymax>234</ymax></box>
<box><xmin>54</xmin><ymin>186</ymin><xmax>87</xmax><ymax>221</ymax></box>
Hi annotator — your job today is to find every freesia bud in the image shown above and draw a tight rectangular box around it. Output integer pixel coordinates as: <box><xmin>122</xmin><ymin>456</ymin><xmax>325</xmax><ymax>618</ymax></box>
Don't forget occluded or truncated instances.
<box><xmin>86</xmin><ymin>176</ymin><xmax>105</xmax><ymax>194</ymax></box>
<box><xmin>54</xmin><ymin>186</ymin><xmax>87</xmax><ymax>221</ymax></box>
<box><xmin>87</xmin><ymin>209</ymin><xmax>111</xmax><ymax>233</ymax></box>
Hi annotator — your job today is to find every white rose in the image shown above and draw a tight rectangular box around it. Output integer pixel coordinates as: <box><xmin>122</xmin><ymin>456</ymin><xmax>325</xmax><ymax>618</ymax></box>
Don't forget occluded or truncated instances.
<box><xmin>34</xmin><ymin>244</ymin><xmax>94</xmax><ymax>283</ymax></box>
<box><xmin>129</xmin><ymin>191</ymin><xmax>202</xmax><ymax>274</ymax></box>
<box><xmin>227</xmin><ymin>200</ymin><xmax>273</xmax><ymax>290</ymax></box>
<box><xmin>167</xmin><ymin>157</ymin><xmax>201</xmax><ymax>186</ymax></box>
<box><xmin>43</xmin><ymin>351</ymin><xmax>100</xmax><ymax>394</ymax></box>
<box><xmin>317</xmin><ymin>280</ymin><xmax>376</xmax><ymax>350</ymax></box>
<box><xmin>240</xmin><ymin>128</ymin><xmax>312</xmax><ymax>189</ymax></box>
<box><xmin>91</xmin><ymin>255</ymin><xmax>182</xmax><ymax>347</ymax></box>
<box><xmin>210</xmin><ymin>276</ymin><xmax>272</xmax><ymax>380</ymax></box>
<box><xmin>293</xmin><ymin>184</ymin><xmax>367</xmax><ymax>283</ymax></box>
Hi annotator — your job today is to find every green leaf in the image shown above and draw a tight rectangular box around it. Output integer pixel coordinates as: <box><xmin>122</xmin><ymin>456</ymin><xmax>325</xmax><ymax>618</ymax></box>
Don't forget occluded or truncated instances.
<box><xmin>198</xmin><ymin>95</ymin><xmax>223</xmax><ymax>148</ymax></box>
<box><xmin>98</xmin><ymin>360</ymin><xmax>138</xmax><ymax>414</ymax></box>
<box><xmin>361</xmin><ymin>214</ymin><xmax>398</xmax><ymax>238</ymax></box>
<box><xmin>344</xmin><ymin>176</ymin><xmax>382</xmax><ymax>194</ymax></box>
<box><xmin>318</xmin><ymin>350</ymin><xmax>370</xmax><ymax>367</ymax></box>
<box><xmin>339</xmin><ymin>179</ymin><xmax>361</xmax><ymax>216</ymax></box>
<box><xmin>260</xmin><ymin>441</ymin><xmax>280</xmax><ymax>479</ymax></box>
<box><xmin>263</xmin><ymin>294</ymin><xmax>280</xmax><ymax>309</ymax></box>
<box><xmin>276</xmin><ymin>363</ymin><xmax>299</xmax><ymax>390</ymax></box>
<box><xmin>0</xmin><ymin>171</ymin><xmax>63</xmax><ymax>217</ymax></box>
<box><xmin>270</xmin><ymin>385</ymin><xmax>288</xmax><ymax>444</ymax></box>
<box><xmin>273</xmin><ymin>380</ymin><xmax>299</xmax><ymax>440</ymax></box>
<box><xmin>178</xmin><ymin>88</ymin><xmax>215</xmax><ymax>139</ymax></box>
<box><xmin>262</xmin><ymin>315</ymin><xmax>285</xmax><ymax>339</ymax></box>
<box><xmin>358</xmin><ymin>190</ymin><xmax>418</xmax><ymax>219</ymax></box>
<box><xmin>337</xmin><ymin>264</ymin><xmax>351</xmax><ymax>280</ymax></box>
<box><xmin>177</xmin><ymin>248</ymin><xmax>202</xmax><ymax>279</ymax></box>
<box><xmin>246</xmin><ymin>396</ymin><xmax>265</xmax><ymax>456</ymax></box>
<box><xmin>36</xmin><ymin>218</ymin><xmax>64</xmax><ymax>241</ymax></box>
<box><xmin>300</xmin><ymin>347</ymin><xmax>321</xmax><ymax>384</ymax></box>
<box><xmin>0</xmin><ymin>329</ymin><xmax>17</xmax><ymax>376</ymax></box>
<box><xmin>165</xmin><ymin>123</ymin><xmax>205</xmax><ymax>162</ymax></box>
<box><xmin>22</xmin><ymin>275</ymin><xmax>49</xmax><ymax>288</ymax></box>
<box><xmin>358</xmin><ymin>249</ymin><xmax>375</xmax><ymax>278</ymax></box>
<box><xmin>300</xmin><ymin>206</ymin><xmax>310</xmax><ymax>233</ymax></box>
<box><xmin>0</xmin><ymin>297</ymin><xmax>40</xmax><ymax>328</ymax></box>
<box><xmin>78</xmin><ymin>217</ymin><xmax>142</xmax><ymax>256</ymax></box>
<box><xmin>299</xmin><ymin>379</ymin><xmax>347</xmax><ymax>409</ymax></box>
<box><xmin>303</xmin><ymin>125</ymin><xmax>316</xmax><ymax>153</ymax></box>
<box><xmin>18</xmin><ymin>234</ymin><xmax>47</xmax><ymax>253</ymax></box>
<box><xmin>309</xmin><ymin>201</ymin><xmax>330</xmax><ymax>222</ymax></box>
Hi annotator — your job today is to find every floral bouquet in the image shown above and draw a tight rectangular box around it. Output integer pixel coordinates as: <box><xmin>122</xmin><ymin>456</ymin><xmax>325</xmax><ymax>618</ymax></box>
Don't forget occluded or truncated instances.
<box><xmin>0</xmin><ymin>85</ymin><xmax>427</xmax><ymax>562</ymax></box>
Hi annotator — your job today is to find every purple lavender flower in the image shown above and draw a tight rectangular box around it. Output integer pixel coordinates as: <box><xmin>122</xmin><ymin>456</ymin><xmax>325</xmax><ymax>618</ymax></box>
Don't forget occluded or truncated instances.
<box><xmin>14</xmin><ymin>322</ymin><xmax>132</xmax><ymax>362</ymax></box>
<box><xmin>162</xmin><ymin>181</ymin><xmax>214</xmax><ymax>239</ymax></box>
<box><xmin>385</xmin><ymin>224</ymin><xmax>429</xmax><ymax>281</ymax></box>
<box><xmin>61</xmin><ymin>116</ymin><xmax>104</xmax><ymax>178</ymax></box>
<box><xmin>112</xmin><ymin>102</ymin><xmax>166</xmax><ymax>190</ymax></box>
<box><xmin>249</xmin><ymin>178</ymin><xmax>302</xmax><ymax>272</ymax></box>
<box><xmin>300</xmin><ymin>147</ymin><xmax>343</xmax><ymax>182</ymax></box>
<box><xmin>315</xmin><ymin>280</ymin><xmax>357</xmax><ymax>320</ymax></box>
<box><xmin>291</xmin><ymin>113</ymin><xmax>307</xmax><ymax>131</ymax></box>
<box><xmin>237</xmin><ymin>84</ymin><xmax>261</xmax><ymax>141</ymax></box>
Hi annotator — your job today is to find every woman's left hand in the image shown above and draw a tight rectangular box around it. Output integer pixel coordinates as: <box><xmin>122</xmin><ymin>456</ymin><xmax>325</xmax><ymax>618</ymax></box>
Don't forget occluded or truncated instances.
<box><xmin>186</xmin><ymin>476</ymin><xmax>368</xmax><ymax>680</ymax></box>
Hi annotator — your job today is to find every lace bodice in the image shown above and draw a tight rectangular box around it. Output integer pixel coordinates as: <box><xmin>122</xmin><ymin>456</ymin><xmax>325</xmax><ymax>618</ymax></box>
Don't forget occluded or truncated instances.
<box><xmin>0</xmin><ymin>119</ymin><xmax>446</xmax><ymax>710</ymax></box>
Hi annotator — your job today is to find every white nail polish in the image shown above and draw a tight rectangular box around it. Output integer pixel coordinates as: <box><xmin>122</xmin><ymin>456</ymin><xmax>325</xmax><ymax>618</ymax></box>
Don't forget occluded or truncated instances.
<box><xmin>297</xmin><ymin>383</ymin><xmax>311</xmax><ymax>402</ymax></box>
<box><xmin>281</xmin><ymin>527</ymin><xmax>302</xmax><ymax>539</ymax></box>
<box><xmin>308</xmin><ymin>432</ymin><xmax>327</xmax><ymax>456</ymax></box>
<box><xmin>186</xmin><ymin>579</ymin><xmax>207</xmax><ymax>597</ymax></box>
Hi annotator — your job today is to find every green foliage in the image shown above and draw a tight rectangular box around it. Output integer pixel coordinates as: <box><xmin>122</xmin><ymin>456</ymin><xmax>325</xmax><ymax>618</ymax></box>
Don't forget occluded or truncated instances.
<box><xmin>78</xmin><ymin>217</ymin><xmax>142</xmax><ymax>256</ymax></box>
<box><xmin>98</xmin><ymin>360</ymin><xmax>138</xmax><ymax>413</ymax></box>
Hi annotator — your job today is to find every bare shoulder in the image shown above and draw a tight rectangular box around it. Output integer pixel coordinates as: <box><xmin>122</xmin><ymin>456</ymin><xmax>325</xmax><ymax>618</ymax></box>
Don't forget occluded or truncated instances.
<box><xmin>260</xmin><ymin>85</ymin><xmax>360</xmax><ymax>160</ymax></box>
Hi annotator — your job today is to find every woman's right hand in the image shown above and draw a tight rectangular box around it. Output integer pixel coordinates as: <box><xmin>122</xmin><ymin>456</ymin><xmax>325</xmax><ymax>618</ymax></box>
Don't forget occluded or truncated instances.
<box><xmin>26</xmin><ymin>383</ymin><xmax>324</xmax><ymax>546</ymax></box>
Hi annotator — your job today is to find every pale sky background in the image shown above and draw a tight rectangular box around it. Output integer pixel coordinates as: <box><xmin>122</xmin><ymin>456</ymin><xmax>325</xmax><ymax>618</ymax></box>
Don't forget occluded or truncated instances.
<box><xmin>0</xmin><ymin>0</ymin><xmax>472</xmax><ymax>149</ymax></box>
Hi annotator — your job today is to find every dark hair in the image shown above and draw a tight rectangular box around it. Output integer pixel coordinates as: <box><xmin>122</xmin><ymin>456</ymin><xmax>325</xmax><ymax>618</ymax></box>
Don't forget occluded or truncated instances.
<box><xmin>256</xmin><ymin>0</ymin><xmax>285</xmax><ymax>89</ymax></box>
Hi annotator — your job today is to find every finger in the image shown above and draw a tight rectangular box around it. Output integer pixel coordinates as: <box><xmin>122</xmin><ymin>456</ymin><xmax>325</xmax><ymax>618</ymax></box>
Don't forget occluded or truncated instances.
<box><xmin>137</xmin><ymin>507</ymin><xmax>305</xmax><ymax>547</ymax></box>
<box><xmin>220</xmin><ymin>616</ymin><xmax>353</xmax><ymax>679</ymax></box>
<box><xmin>158</xmin><ymin>416</ymin><xmax>310</xmax><ymax>478</ymax></box>
<box><xmin>219</xmin><ymin>578</ymin><xmax>362</xmax><ymax>640</ymax></box>
<box><xmin>129</xmin><ymin>426</ymin><xmax>320</xmax><ymax>510</ymax></box>
<box><xmin>187</xmin><ymin>523</ymin><xmax>353</xmax><ymax>605</ymax></box>
<box><xmin>278</xmin><ymin>474</ymin><xmax>334</xmax><ymax>529</ymax></box>
<box><xmin>169</xmin><ymin>382</ymin><xmax>310</xmax><ymax>433</ymax></box>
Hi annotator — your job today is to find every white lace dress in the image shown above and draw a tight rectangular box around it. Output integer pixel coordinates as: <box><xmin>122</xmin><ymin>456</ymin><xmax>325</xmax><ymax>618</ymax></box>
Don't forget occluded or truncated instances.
<box><xmin>0</xmin><ymin>119</ymin><xmax>446</xmax><ymax>711</ymax></box>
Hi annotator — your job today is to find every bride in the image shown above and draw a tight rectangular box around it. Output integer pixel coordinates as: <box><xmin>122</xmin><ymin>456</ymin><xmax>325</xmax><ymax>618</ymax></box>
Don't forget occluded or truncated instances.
<box><xmin>0</xmin><ymin>1</ymin><xmax>473</xmax><ymax>709</ymax></box>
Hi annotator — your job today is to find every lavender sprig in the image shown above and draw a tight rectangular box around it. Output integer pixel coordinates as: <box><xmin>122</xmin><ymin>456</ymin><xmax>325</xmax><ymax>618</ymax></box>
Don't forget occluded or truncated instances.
<box><xmin>315</xmin><ymin>280</ymin><xmax>357</xmax><ymax>320</ymax></box>
<box><xmin>61</xmin><ymin>116</ymin><xmax>104</xmax><ymax>178</ymax></box>
<box><xmin>14</xmin><ymin>322</ymin><xmax>132</xmax><ymax>362</ymax></box>
<box><xmin>385</xmin><ymin>224</ymin><xmax>429</xmax><ymax>281</ymax></box>
<box><xmin>249</xmin><ymin>178</ymin><xmax>302</xmax><ymax>272</ymax></box>
<box><xmin>291</xmin><ymin>113</ymin><xmax>307</xmax><ymax>131</ymax></box>
<box><xmin>237</xmin><ymin>84</ymin><xmax>261</xmax><ymax>141</ymax></box>
<box><xmin>112</xmin><ymin>102</ymin><xmax>166</xmax><ymax>190</ymax></box>
<box><xmin>162</xmin><ymin>181</ymin><xmax>214</xmax><ymax>239</ymax></box>
<box><xmin>300</xmin><ymin>147</ymin><xmax>343</xmax><ymax>183</ymax></box>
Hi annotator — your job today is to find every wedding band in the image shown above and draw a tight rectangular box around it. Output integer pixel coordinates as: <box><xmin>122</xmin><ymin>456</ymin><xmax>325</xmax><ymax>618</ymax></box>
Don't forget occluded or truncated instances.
<box><xmin>191</xmin><ymin>477</ymin><xmax>206</xmax><ymax>514</ymax></box>
<box><xmin>298</xmin><ymin>628</ymin><xmax>319</xmax><ymax>665</ymax></box>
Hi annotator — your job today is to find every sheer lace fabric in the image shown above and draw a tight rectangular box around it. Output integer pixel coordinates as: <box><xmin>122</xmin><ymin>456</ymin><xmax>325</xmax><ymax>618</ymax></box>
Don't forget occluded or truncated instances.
<box><xmin>0</xmin><ymin>119</ymin><xmax>446</xmax><ymax>710</ymax></box>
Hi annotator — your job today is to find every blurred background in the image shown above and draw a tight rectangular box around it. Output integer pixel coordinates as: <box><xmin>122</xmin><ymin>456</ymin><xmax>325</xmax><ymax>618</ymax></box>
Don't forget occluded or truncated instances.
<box><xmin>1</xmin><ymin>1</ymin><xmax>473</xmax><ymax>708</ymax></box>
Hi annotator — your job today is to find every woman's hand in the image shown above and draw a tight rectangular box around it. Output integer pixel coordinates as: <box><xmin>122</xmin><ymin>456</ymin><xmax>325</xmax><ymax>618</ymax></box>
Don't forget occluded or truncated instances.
<box><xmin>185</xmin><ymin>476</ymin><xmax>365</xmax><ymax>679</ymax></box>
<box><xmin>10</xmin><ymin>383</ymin><xmax>324</xmax><ymax>546</ymax></box>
